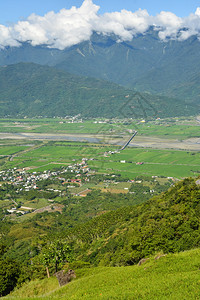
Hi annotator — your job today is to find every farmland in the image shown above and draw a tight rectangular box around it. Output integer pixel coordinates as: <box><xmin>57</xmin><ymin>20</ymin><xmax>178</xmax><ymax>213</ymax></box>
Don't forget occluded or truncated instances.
<box><xmin>0</xmin><ymin>116</ymin><xmax>199</xmax><ymax>298</ymax></box>
<box><xmin>0</xmin><ymin>115</ymin><xmax>198</xmax><ymax>219</ymax></box>
<box><xmin>0</xmin><ymin>115</ymin><xmax>199</xmax><ymax>138</ymax></box>
<box><xmin>0</xmin><ymin>140</ymin><xmax>199</xmax><ymax>178</ymax></box>
<box><xmin>0</xmin><ymin>115</ymin><xmax>199</xmax><ymax>177</ymax></box>
<box><xmin>91</xmin><ymin>148</ymin><xmax>200</xmax><ymax>178</ymax></box>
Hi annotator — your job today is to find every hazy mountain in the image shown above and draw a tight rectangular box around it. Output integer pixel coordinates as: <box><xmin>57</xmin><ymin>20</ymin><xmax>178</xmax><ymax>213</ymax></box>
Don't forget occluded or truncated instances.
<box><xmin>0</xmin><ymin>30</ymin><xmax>200</xmax><ymax>103</ymax></box>
<box><xmin>0</xmin><ymin>30</ymin><xmax>199</xmax><ymax>117</ymax></box>
<box><xmin>0</xmin><ymin>30</ymin><xmax>173</xmax><ymax>86</ymax></box>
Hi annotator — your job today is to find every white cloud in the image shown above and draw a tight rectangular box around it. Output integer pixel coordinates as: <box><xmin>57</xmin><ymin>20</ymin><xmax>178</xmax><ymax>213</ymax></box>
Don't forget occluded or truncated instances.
<box><xmin>0</xmin><ymin>0</ymin><xmax>200</xmax><ymax>50</ymax></box>
<box><xmin>12</xmin><ymin>0</ymin><xmax>99</xmax><ymax>49</ymax></box>
<box><xmin>94</xmin><ymin>9</ymin><xmax>151</xmax><ymax>41</ymax></box>
<box><xmin>153</xmin><ymin>11</ymin><xmax>183</xmax><ymax>40</ymax></box>
<box><xmin>0</xmin><ymin>25</ymin><xmax>20</xmax><ymax>48</ymax></box>
<box><xmin>178</xmin><ymin>8</ymin><xmax>200</xmax><ymax>41</ymax></box>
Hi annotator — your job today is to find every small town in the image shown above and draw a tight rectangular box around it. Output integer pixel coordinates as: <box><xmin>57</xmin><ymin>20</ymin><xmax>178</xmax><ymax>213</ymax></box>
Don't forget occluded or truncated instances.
<box><xmin>0</xmin><ymin>156</ymin><xmax>174</xmax><ymax>217</ymax></box>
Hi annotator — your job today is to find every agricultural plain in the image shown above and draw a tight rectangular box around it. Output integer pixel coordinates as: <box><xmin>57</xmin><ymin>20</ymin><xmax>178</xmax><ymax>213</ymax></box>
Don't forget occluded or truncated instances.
<box><xmin>0</xmin><ymin>116</ymin><xmax>199</xmax><ymax>178</ymax></box>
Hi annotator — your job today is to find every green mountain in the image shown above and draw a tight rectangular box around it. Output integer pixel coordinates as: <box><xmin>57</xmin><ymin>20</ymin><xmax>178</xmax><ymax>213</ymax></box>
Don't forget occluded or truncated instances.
<box><xmin>168</xmin><ymin>72</ymin><xmax>200</xmax><ymax>103</ymax></box>
<box><xmin>0</xmin><ymin>62</ymin><xmax>194</xmax><ymax>118</ymax></box>
<box><xmin>0</xmin><ymin>31</ymin><xmax>167</xmax><ymax>84</ymax></box>
<box><xmin>0</xmin><ymin>62</ymin><xmax>133</xmax><ymax>118</ymax></box>
<box><xmin>0</xmin><ymin>31</ymin><xmax>200</xmax><ymax>110</ymax></box>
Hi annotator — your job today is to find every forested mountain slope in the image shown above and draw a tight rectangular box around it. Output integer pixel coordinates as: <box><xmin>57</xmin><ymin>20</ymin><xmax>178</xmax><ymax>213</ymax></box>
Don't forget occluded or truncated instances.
<box><xmin>64</xmin><ymin>177</ymin><xmax>200</xmax><ymax>266</ymax></box>
<box><xmin>0</xmin><ymin>62</ymin><xmax>193</xmax><ymax>118</ymax></box>
<box><xmin>0</xmin><ymin>31</ymin><xmax>200</xmax><ymax>108</ymax></box>
<box><xmin>1</xmin><ymin>177</ymin><xmax>200</xmax><ymax>297</ymax></box>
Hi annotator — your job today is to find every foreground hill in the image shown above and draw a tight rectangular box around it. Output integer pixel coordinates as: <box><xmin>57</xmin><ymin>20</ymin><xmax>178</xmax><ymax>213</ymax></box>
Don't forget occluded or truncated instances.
<box><xmin>64</xmin><ymin>177</ymin><xmax>200</xmax><ymax>266</ymax></box>
<box><xmin>0</xmin><ymin>62</ymin><xmax>194</xmax><ymax>118</ymax></box>
<box><xmin>3</xmin><ymin>178</ymin><xmax>200</xmax><ymax>269</ymax></box>
<box><xmin>7</xmin><ymin>248</ymin><xmax>200</xmax><ymax>299</ymax></box>
<box><xmin>1</xmin><ymin>177</ymin><xmax>200</xmax><ymax>296</ymax></box>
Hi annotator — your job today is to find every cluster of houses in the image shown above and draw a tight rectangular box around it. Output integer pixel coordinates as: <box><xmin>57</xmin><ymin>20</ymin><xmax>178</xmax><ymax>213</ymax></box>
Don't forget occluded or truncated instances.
<box><xmin>0</xmin><ymin>168</ymin><xmax>59</xmax><ymax>191</ymax></box>
<box><xmin>0</xmin><ymin>158</ymin><xmax>94</xmax><ymax>216</ymax></box>
<box><xmin>0</xmin><ymin>158</ymin><xmax>91</xmax><ymax>191</ymax></box>
<box><xmin>67</xmin><ymin>158</ymin><xmax>91</xmax><ymax>175</ymax></box>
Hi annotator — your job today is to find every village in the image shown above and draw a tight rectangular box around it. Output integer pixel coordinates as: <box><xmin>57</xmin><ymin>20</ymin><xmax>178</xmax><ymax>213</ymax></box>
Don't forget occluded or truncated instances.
<box><xmin>0</xmin><ymin>158</ymin><xmax>94</xmax><ymax>216</ymax></box>
<box><xmin>0</xmin><ymin>155</ymin><xmax>174</xmax><ymax>218</ymax></box>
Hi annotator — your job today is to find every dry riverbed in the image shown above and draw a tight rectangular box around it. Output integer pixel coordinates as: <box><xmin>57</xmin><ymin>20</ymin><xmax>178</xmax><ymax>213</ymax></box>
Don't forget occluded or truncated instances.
<box><xmin>0</xmin><ymin>132</ymin><xmax>200</xmax><ymax>151</ymax></box>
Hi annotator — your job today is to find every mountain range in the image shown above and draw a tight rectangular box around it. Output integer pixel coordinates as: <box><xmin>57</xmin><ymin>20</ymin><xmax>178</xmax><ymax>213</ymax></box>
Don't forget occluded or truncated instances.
<box><xmin>0</xmin><ymin>30</ymin><xmax>199</xmax><ymax>118</ymax></box>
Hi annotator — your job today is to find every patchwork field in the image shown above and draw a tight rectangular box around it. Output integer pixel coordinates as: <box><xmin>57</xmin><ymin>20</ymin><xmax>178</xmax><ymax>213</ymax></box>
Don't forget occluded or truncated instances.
<box><xmin>90</xmin><ymin>148</ymin><xmax>200</xmax><ymax>178</ymax></box>
<box><xmin>0</xmin><ymin>141</ymin><xmax>199</xmax><ymax>178</ymax></box>
<box><xmin>0</xmin><ymin>116</ymin><xmax>199</xmax><ymax>178</ymax></box>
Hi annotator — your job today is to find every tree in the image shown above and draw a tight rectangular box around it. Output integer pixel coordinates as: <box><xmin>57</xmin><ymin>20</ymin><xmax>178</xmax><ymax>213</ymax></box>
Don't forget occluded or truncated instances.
<box><xmin>0</xmin><ymin>258</ymin><xmax>20</xmax><ymax>296</ymax></box>
<box><xmin>41</xmin><ymin>240</ymin><xmax>72</xmax><ymax>278</ymax></box>
<box><xmin>0</xmin><ymin>243</ymin><xmax>7</xmax><ymax>257</ymax></box>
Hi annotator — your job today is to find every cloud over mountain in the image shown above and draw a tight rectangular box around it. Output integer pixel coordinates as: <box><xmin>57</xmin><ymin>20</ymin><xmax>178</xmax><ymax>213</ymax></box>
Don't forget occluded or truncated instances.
<box><xmin>1</xmin><ymin>0</ymin><xmax>200</xmax><ymax>50</ymax></box>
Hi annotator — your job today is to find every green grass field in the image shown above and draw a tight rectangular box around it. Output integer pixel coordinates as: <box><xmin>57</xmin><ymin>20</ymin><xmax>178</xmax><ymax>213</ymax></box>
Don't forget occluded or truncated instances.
<box><xmin>0</xmin><ymin>116</ymin><xmax>199</xmax><ymax>178</ymax></box>
<box><xmin>0</xmin><ymin>145</ymin><xmax>29</xmax><ymax>156</ymax></box>
<box><xmin>89</xmin><ymin>148</ymin><xmax>200</xmax><ymax>178</ymax></box>
<box><xmin>89</xmin><ymin>160</ymin><xmax>200</xmax><ymax>178</ymax></box>
<box><xmin>6</xmin><ymin>248</ymin><xmax>200</xmax><ymax>299</ymax></box>
<box><xmin>109</xmin><ymin>148</ymin><xmax>200</xmax><ymax>164</ymax></box>
<box><xmin>137</xmin><ymin>123</ymin><xmax>200</xmax><ymax>138</ymax></box>
<box><xmin>0</xmin><ymin>141</ymin><xmax>199</xmax><ymax>178</ymax></box>
<box><xmin>22</xmin><ymin>199</ymin><xmax>49</xmax><ymax>209</ymax></box>
<box><xmin>0</xmin><ymin>119</ymin><xmax>118</xmax><ymax>134</ymax></box>
<box><xmin>0</xmin><ymin>142</ymin><xmax>105</xmax><ymax>171</ymax></box>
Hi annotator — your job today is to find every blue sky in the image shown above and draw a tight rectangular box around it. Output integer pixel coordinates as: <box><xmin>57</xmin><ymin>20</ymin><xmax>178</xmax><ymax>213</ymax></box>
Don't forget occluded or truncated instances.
<box><xmin>0</xmin><ymin>0</ymin><xmax>200</xmax><ymax>25</ymax></box>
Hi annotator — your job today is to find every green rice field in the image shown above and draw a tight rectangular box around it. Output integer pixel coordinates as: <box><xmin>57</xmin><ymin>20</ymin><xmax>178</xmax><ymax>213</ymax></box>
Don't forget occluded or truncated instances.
<box><xmin>0</xmin><ymin>115</ymin><xmax>199</xmax><ymax>178</ymax></box>
<box><xmin>0</xmin><ymin>140</ymin><xmax>199</xmax><ymax>178</ymax></box>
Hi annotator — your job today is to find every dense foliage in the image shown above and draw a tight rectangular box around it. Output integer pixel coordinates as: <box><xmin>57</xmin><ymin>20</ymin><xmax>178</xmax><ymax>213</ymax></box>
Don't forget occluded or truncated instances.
<box><xmin>64</xmin><ymin>178</ymin><xmax>200</xmax><ymax>266</ymax></box>
<box><xmin>0</xmin><ymin>63</ymin><xmax>195</xmax><ymax>118</ymax></box>
<box><xmin>0</xmin><ymin>244</ymin><xmax>21</xmax><ymax>296</ymax></box>
<box><xmin>0</xmin><ymin>258</ymin><xmax>21</xmax><ymax>296</ymax></box>
<box><xmin>1</xmin><ymin>176</ymin><xmax>200</xmax><ymax>296</ymax></box>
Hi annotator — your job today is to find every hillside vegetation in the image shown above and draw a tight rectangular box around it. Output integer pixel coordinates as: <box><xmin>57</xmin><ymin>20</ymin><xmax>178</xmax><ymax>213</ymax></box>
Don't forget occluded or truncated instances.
<box><xmin>1</xmin><ymin>177</ymin><xmax>200</xmax><ymax>297</ymax></box>
<box><xmin>0</xmin><ymin>63</ymin><xmax>193</xmax><ymax>118</ymax></box>
<box><xmin>6</xmin><ymin>248</ymin><xmax>200</xmax><ymax>299</ymax></box>
<box><xmin>63</xmin><ymin>177</ymin><xmax>200</xmax><ymax>266</ymax></box>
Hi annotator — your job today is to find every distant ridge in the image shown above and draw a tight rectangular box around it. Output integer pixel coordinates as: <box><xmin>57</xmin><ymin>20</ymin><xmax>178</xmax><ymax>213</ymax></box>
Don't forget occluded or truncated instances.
<box><xmin>0</xmin><ymin>31</ymin><xmax>199</xmax><ymax>112</ymax></box>
<box><xmin>0</xmin><ymin>62</ymin><xmax>194</xmax><ymax>118</ymax></box>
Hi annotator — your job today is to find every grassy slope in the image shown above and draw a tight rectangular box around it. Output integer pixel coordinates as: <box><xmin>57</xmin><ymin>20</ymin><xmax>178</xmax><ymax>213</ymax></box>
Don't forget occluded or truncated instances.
<box><xmin>7</xmin><ymin>248</ymin><xmax>200</xmax><ymax>299</ymax></box>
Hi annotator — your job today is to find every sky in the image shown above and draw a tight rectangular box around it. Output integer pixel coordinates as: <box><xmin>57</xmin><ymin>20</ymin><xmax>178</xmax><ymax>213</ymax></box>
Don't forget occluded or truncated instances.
<box><xmin>0</xmin><ymin>0</ymin><xmax>200</xmax><ymax>50</ymax></box>
<box><xmin>0</xmin><ymin>0</ymin><xmax>200</xmax><ymax>25</ymax></box>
